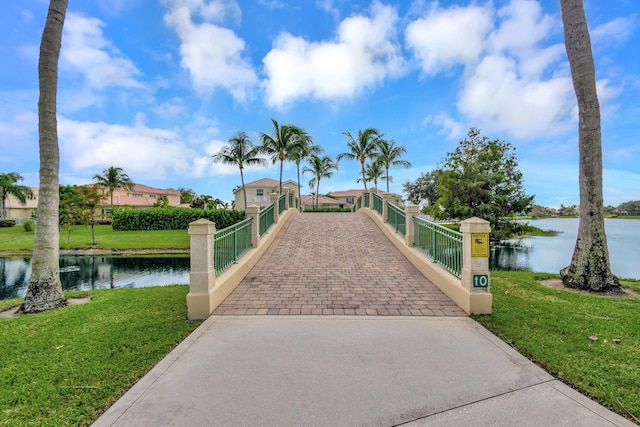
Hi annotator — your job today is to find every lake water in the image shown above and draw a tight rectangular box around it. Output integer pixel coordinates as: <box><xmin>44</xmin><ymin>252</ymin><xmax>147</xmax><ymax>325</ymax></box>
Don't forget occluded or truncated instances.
<box><xmin>491</xmin><ymin>218</ymin><xmax>640</xmax><ymax>279</ymax></box>
<box><xmin>0</xmin><ymin>255</ymin><xmax>190</xmax><ymax>300</ymax></box>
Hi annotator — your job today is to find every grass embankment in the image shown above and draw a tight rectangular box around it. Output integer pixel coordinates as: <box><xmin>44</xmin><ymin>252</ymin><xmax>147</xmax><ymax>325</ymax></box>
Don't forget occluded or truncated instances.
<box><xmin>0</xmin><ymin>286</ymin><xmax>199</xmax><ymax>427</ymax></box>
<box><xmin>439</xmin><ymin>223</ymin><xmax>556</xmax><ymax>237</ymax></box>
<box><xmin>0</xmin><ymin>224</ymin><xmax>189</xmax><ymax>252</ymax></box>
<box><xmin>475</xmin><ymin>271</ymin><xmax>640</xmax><ymax>423</ymax></box>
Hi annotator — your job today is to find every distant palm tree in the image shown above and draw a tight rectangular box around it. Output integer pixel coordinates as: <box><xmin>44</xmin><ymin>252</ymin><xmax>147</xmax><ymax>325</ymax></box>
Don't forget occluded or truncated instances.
<box><xmin>377</xmin><ymin>139</ymin><xmax>411</xmax><ymax>193</ymax></box>
<box><xmin>260</xmin><ymin>118</ymin><xmax>308</xmax><ymax>194</ymax></box>
<box><xmin>287</xmin><ymin>134</ymin><xmax>322</xmax><ymax>211</ymax></box>
<box><xmin>0</xmin><ymin>172</ymin><xmax>33</xmax><ymax>220</ymax></box>
<box><xmin>337</xmin><ymin>128</ymin><xmax>381</xmax><ymax>191</ymax></box>
<box><xmin>356</xmin><ymin>161</ymin><xmax>386</xmax><ymax>190</ymax></box>
<box><xmin>303</xmin><ymin>155</ymin><xmax>338</xmax><ymax>209</ymax></box>
<box><xmin>92</xmin><ymin>166</ymin><xmax>135</xmax><ymax>210</ymax></box>
<box><xmin>212</xmin><ymin>132</ymin><xmax>267</xmax><ymax>213</ymax></box>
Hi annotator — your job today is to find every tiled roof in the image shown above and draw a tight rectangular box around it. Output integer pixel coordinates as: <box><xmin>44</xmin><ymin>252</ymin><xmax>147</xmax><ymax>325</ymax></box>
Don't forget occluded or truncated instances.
<box><xmin>234</xmin><ymin>178</ymin><xmax>298</xmax><ymax>192</ymax></box>
<box><xmin>300</xmin><ymin>195</ymin><xmax>343</xmax><ymax>205</ymax></box>
<box><xmin>328</xmin><ymin>189</ymin><xmax>402</xmax><ymax>199</ymax></box>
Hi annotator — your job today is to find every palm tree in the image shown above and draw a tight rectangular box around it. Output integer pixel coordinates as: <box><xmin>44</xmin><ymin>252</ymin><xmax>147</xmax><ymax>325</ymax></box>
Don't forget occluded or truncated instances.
<box><xmin>0</xmin><ymin>172</ymin><xmax>33</xmax><ymax>220</ymax></box>
<box><xmin>559</xmin><ymin>0</ymin><xmax>619</xmax><ymax>292</ymax></box>
<box><xmin>287</xmin><ymin>134</ymin><xmax>322</xmax><ymax>211</ymax></box>
<box><xmin>337</xmin><ymin>128</ymin><xmax>381</xmax><ymax>191</ymax></box>
<box><xmin>212</xmin><ymin>132</ymin><xmax>267</xmax><ymax>213</ymax></box>
<box><xmin>260</xmin><ymin>118</ymin><xmax>308</xmax><ymax>194</ymax></box>
<box><xmin>356</xmin><ymin>161</ymin><xmax>386</xmax><ymax>190</ymax></box>
<box><xmin>93</xmin><ymin>166</ymin><xmax>135</xmax><ymax>210</ymax></box>
<box><xmin>19</xmin><ymin>0</ymin><xmax>69</xmax><ymax>314</ymax></box>
<box><xmin>377</xmin><ymin>139</ymin><xmax>411</xmax><ymax>193</ymax></box>
<box><xmin>303</xmin><ymin>155</ymin><xmax>338</xmax><ymax>209</ymax></box>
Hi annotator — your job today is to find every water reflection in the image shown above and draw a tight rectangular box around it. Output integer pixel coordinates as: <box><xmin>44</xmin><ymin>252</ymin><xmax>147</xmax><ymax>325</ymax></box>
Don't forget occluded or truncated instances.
<box><xmin>0</xmin><ymin>255</ymin><xmax>190</xmax><ymax>300</ymax></box>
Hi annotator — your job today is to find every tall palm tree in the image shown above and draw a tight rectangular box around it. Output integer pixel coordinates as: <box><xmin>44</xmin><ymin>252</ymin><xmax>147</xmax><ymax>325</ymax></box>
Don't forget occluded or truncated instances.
<box><xmin>212</xmin><ymin>132</ymin><xmax>267</xmax><ymax>213</ymax></box>
<box><xmin>356</xmin><ymin>161</ymin><xmax>386</xmax><ymax>190</ymax></box>
<box><xmin>337</xmin><ymin>128</ymin><xmax>381</xmax><ymax>191</ymax></box>
<box><xmin>260</xmin><ymin>118</ymin><xmax>308</xmax><ymax>194</ymax></box>
<box><xmin>93</xmin><ymin>166</ymin><xmax>135</xmax><ymax>210</ymax></box>
<box><xmin>559</xmin><ymin>0</ymin><xmax>619</xmax><ymax>292</ymax></box>
<box><xmin>0</xmin><ymin>172</ymin><xmax>33</xmax><ymax>220</ymax></box>
<box><xmin>377</xmin><ymin>139</ymin><xmax>411</xmax><ymax>193</ymax></box>
<box><xmin>19</xmin><ymin>0</ymin><xmax>69</xmax><ymax>314</ymax></box>
<box><xmin>303</xmin><ymin>155</ymin><xmax>338</xmax><ymax>209</ymax></box>
<box><xmin>287</xmin><ymin>134</ymin><xmax>322</xmax><ymax>211</ymax></box>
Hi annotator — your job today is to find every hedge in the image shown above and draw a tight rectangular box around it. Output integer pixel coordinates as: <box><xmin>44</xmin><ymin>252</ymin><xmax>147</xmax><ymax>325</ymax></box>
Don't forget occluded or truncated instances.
<box><xmin>303</xmin><ymin>207</ymin><xmax>352</xmax><ymax>213</ymax></box>
<box><xmin>0</xmin><ymin>220</ymin><xmax>16</xmax><ymax>228</ymax></box>
<box><xmin>111</xmin><ymin>207</ymin><xmax>245</xmax><ymax>231</ymax></box>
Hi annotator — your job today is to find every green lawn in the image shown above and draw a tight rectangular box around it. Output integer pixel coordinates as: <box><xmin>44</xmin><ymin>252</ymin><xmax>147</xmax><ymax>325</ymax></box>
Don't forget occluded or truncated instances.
<box><xmin>475</xmin><ymin>272</ymin><xmax>640</xmax><ymax>423</ymax></box>
<box><xmin>0</xmin><ymin>286</ymin><xmax>199</xmax><ymax>427</ymax></box>
<box><xmin>0</xmin><ymin>224</ymin><xmax>189</xmax><ymax>252</ymax></box>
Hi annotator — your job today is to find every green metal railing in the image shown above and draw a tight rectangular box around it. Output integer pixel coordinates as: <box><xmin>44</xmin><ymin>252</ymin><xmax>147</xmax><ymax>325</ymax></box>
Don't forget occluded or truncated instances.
<box><xmin>364</xmin><ymin>192</ymin><xmax>370</xmax><ymax>207</ymax></box>
<box><xmin>373</xmin><ymin>194</ymin><xmax>383</xmax><ymax>215</ymax></box>
<box><xmin>289</xmin><ymin>192</ymin><xmax>293</xmax><ymax>208</ymax></box>
<box><xmin>357</xmin><ymin>197</ymin><xmax>362</xmax><ymax>210</ymax></box>
<box><xmin>413</xmin><ymin>217</ymin><xmax>462</xmax><ymax>278</ymax></box>
<box><xmin>278</xmin><ymin>193</ymin><xmax>286</xmax><ymax>214</ymax></box>
<box><xmin>386</xmin><ymin>202</ymin><xmax>406</xmax><ymax>236</ymax></box>
<box><xmin>214</xmin><ymin>217</ymin><xmax>253</xmax><ymax>276</ymax></box>
<box><xmin>259</xmin><ymin>203</ymin><xmax>275</xmax><ymax>236</ymax></box>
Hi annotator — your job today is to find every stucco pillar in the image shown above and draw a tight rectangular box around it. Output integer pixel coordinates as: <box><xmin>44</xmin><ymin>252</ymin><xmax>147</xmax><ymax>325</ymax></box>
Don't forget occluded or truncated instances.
<box><xmin>382</xmin><ymin>193</ymin><xmax>392</xmax><ymax>222</ymax></box>
<box><xmin>368</xmin><ymin>188</ymin><xmax>376</xmax><ymax>210</ymax></box>
<box><xmin>187</xmin><ymin>218</ymin><xmax>216</xmax><ymax>320</ymax></box>
<box><xmin>247</xmin><ymin>205</ymin><xmax>260</xmax><ymax>248</ymax></box>
<box><xmin>460</xmin><ymin>217</ymin><xmax>493</xmax><ymax>314</ymax></box>
<box><xmin>285</xmin><ymin>188</ymin><xmax>290</xmax><ymax>210</ymax></box>
<box><xmin>405</xmin><ymin>204</ymin><xmax>419</xmax><ymax>247</ymax></box>
<box><xmin>270</xmin><ymin>192</ymin><xmax>280</xmax><ymax>223</ymax></box>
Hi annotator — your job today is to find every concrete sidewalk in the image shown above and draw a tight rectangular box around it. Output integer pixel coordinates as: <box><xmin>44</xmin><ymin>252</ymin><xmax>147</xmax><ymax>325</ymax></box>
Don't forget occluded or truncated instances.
<box><xmin>93</xmin><ymin>316</ymin><xmax>634</xmax><ymax>427</ymax></box>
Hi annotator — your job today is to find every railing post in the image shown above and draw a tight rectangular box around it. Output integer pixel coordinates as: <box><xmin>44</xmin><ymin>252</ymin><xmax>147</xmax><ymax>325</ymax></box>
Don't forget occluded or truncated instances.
<box><xmin>460</xmin><ymin>217</ymin><xmax>492</xmax><ymax>313</ymax></box>
<box><xmin>270</xmin><ymin>193</ymin><xmax>279</xmax><ymax>223</ymax></box>
<box><xmin>247</xmin><ymin>205</ymin><xmax>260</xmax><ymax>248</ymax></box>
<box><xmin>285</xmin><ymin>188</ymin><xmax>290</xmax><ymax>210</ymax></box>
<box><xmin>368</xmin><ymin>188</ymin><xmax>376</xmax><ymax>210</ymax></box>
<box><xmin>405</xmin><ymin>204</ymin><xmax>419</xmax><ymax>247</ymax></box>
<box><xmin>382</xmin><ymin>194</ymin><xmax>392</xmax><ymax>222</ymax></box>
<box><xmin>187</xmin><ymin>218</ymin><xmax>216</xmax><ymax>320</ymax></box>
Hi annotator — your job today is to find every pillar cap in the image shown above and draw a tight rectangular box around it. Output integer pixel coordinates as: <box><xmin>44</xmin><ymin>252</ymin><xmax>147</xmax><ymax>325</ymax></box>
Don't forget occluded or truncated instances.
<box><xmin>460</xmin><ymin>217</ymin><xmax>491</xmax><ymax>233</ymax></box>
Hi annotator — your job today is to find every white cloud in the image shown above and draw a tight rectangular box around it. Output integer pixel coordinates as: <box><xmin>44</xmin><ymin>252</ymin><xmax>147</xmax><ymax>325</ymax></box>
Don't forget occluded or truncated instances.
<box><xmin>405</xmin><ymin>4</ymin><xmax>493</xmax><ymax>75</ymax></box>
<box><xmin>489</xmin><ymin>0</ymin><xmax>555</xmax><ymax>55</ymax></box>
<box><xmin>592</xmin><ymin>16</ymin><xmax>637</xmax><ymax>45</ymax></box>
<box><xmin>262</xmin><ymin>1</ymin><xmax>404</xmax><ymax>108</ymax></box>
<box><xmin>424</xmin><ymin>112</ymin><xmax>466</xmax><ymax>141</ymax></box>
<box><xmin>163</xmin><ymin>0</ymin><xmax>257</xmax><ymax>101</ymax></box>
<box><xmin>62</xmin><ymin>13</ymin><xmax>141</xmax><ymax>89</ymax></box>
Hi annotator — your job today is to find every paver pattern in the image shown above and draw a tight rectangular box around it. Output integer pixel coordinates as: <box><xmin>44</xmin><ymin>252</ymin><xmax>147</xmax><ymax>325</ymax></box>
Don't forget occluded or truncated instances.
<box><xmin>213</xmin><ymin>213</ymin><xmax>466</xmax><ymax>316</ymax></box>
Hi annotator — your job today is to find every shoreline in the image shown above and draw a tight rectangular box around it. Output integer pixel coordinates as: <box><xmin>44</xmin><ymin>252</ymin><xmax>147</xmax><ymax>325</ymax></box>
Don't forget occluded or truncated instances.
<box><xmin>0</xmin><ymin>248</ymin><xmax>190</xmax><ymax>257</ymax></box>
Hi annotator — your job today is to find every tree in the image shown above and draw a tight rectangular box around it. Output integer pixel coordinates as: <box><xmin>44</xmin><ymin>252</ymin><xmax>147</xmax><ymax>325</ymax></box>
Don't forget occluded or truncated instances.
<box><xmin>0</xmin><ymin>172</ymin><xmax>33</xmax><ymax>220</ymax></box>
<box><xmin>337</xmin><ymin>128</ymin><xmax>381</xmax><ymax>191</ymax></box>
<box><xmin>432</xmin><ymin>128</ymin><xmax>534</xmax><ymax>240</ymax></box>
<box><xmin>559</xmin><ymin>0</ymin><xmax>619</xmax><ymax>292</ymax></box>
<box><xmin>93</xmin><ymin>166</ymin><xmax>135</xmax><ymax>210</ymax></box>
<box><xmin>356</xmin><ymin>161</ymin><xmax>386</xmax><ymax>190</ymax></box>
<box><xmin>287</xmin><ymin>134</ymin><xmax>322</xmax><ymax>211</ymax></box>
<box><xmin>402</xmin><ymin>171</ymin><xmax>439</xmax><ymax>207</ymax></box>
<box><xmin>59</xmin><ymin>185</ymin><xmax>83</xmax><ymax>245</ymax></box>
<box><xmin>303</xmin><ymin>155</ymin><xmax>338</xmax><ymax>209</ymax></box>
<box><xmin>260</xmin><ymin>118</ymin><xmax>308</xmax><ymax>195</ymax></box>
<box><xmin>617</xmin><ymin>200</ymin><xmax>640</xmax><ymax>216</ymax></box>
<box><xmin>212</xmin><ymin>131</ymin><xmax>267</xmax><ymax>213</ymax></box>
<box><xmin>178</xmin><ymin>187</ymin><xmax>197</xmax><ymax>204</ymax></box>
<box><xmin>75</xmin><ymin>185</ymin><xmax>102</xmax><ymax>245</ymax></box>
<box><xmin>18</xmin><ymin>0</ymin><xmax>69</xmax><ymax>314</ymax></box>
<box><xmin>376</xmin><ymin>139</ymin><xmax>411</xmax><ymax>192</ymax></box>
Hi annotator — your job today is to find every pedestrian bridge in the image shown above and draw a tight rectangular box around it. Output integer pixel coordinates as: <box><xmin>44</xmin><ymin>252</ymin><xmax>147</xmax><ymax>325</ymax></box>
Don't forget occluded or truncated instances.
<box><xmin>186</xmin><ymin>191</ymin><xmax>492</xmax><ymax>320</ymax></box>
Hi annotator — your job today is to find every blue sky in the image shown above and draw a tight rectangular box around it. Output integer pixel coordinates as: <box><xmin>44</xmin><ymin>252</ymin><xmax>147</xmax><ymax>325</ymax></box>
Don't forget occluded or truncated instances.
<box><xmin>1</xmin><ymin>0</ymin><xmax>638</xmax><ymax>208</ymax></box>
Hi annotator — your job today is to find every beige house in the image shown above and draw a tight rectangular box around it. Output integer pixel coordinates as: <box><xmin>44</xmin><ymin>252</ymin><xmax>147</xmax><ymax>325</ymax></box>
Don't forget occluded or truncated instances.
<box><xmin>3</xmin><ymin>186</ymin><xmax>38</xmax><ymax>223</ymax></box>
<box><xmin>98</xmin><ymin>183</ymin><xmax>181</xmax><ymax>215</ymax></box>
<box><xmin>300</xmin><ymin>195</ymin><xmax>346</xmax><ymax>210</ymax></box>
<box><xmin>327</xmin><ymin>189</ymin><xmax>403</xmax><ymax>208</ymax></box>
<box><xmin>233</xmin><ymin>178</ymin><xmax>299</xmax><ymax>210</ymax></box>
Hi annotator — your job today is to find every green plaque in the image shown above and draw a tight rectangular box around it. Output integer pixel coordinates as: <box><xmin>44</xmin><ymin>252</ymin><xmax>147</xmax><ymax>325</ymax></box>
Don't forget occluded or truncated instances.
<box><xmin>473</xmin><ymin>274</ymin><xmax>489</xmax><ymax>288</ymax></box>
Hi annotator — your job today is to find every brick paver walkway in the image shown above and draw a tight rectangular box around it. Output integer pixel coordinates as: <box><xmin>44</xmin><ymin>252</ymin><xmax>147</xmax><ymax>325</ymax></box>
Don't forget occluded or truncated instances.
<box><xmin>213</xmin><ymin>213</ymin><xmax>466</xmax><ymax>316</ymax></box>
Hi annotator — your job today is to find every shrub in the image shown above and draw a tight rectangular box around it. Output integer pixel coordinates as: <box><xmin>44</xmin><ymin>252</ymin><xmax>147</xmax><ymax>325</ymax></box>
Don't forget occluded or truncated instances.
<box><xmin>23</xmin><ymin>220</ymin><xmax>34</xmax><ymax>232</ymax></box>
<box><xmin>111</xmin><ymin>207</ymin><xmax>245</xmax><ymax>231</ymax></box>
<box><xmin>0</xmin><ymin>220</ymin><xmax>16</xmax><ymax>228</ymax></box>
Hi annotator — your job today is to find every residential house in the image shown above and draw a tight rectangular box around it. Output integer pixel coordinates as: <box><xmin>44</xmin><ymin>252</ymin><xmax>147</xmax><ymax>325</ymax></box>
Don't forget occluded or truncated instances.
<box><xmin>233</xmin><ymin>178</ymin><xmax>298</xmax><ymax>210</ymax></box>
<box><xmin>3</xmin><ymin>186</ymin><xmax>38</xmax><ymax>223</ymax></box>
<box><xmin>98</xmin><ymin>183</ymin><xmax>181</xmax><ymax>216</ymax></box>
<box><xmin>300</xmin><ymin>195</ymin><xmax>345</xmax><ymax>210</ymax></box>
<box><xmin>327</xmin><ymin>189</ymin><xmax>403</xmax><ymax>209</ymax></box>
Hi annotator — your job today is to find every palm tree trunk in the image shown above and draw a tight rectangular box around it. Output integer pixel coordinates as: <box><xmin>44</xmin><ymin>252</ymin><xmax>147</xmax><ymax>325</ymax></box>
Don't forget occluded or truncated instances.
<box><xmin>386</xmin><ymin>166</ymin><xmax>390</xmax><ymax>192</ymax></box>
<box><xmin>316</xmin><ymin>179</ymin><xmax>320</xmax><ymax>210</ymax></box>
<box><xmin>296</xmin><ymin>161</ymin><xmax>302</xmax><ymax>212</ymax></box>
<box><xmin>240</xmin><ymin>167</ymin><xmax>248</xmax><ymax>216</ymax></box>
<box><xmin>19</xmin><ymin>0</ymin><xmax>68</xmax><ymax>314</ymax></box>
<box><xmin>361</xmin><ymin>162</ymin><xmax>368</xmax><ymax>191</ymax></box>
<box><xmin>559</xmin><ymin>0</ymin><xmax>619</xmax><ymax>292</ymax></box>
<box><xmin>279</xmin><ymin>158</ymin><xmax>284</xmax><ymax>194</ymax></box>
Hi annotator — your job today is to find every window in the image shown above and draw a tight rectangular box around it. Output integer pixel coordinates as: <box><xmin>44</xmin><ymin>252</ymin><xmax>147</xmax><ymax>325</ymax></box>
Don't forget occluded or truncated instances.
<box><xmin>346</xmin><ymin>197</ymin><xmax>354</xmax><ymax>204</ymax></box>
<box><xmin>256</xmin><ymin>189</ymin><xmax>264</xmax><ymax>196</ymax></box>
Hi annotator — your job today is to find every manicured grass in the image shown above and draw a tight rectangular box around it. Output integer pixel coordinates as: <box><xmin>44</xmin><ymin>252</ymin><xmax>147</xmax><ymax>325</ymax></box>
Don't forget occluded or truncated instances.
<box><xmin>474</xmin><ymin>271</ymin><xmax>640</xmax><ymax>423</ymax></box>
<box><xmin>0</xmin><ymin>286</ymin><xmax>199</xmax><ymax>427</ymax></box>
<box><xmin>0</xmin><ymin>224</ymin><xmax>189</xmax><ymax>251</ymax></box>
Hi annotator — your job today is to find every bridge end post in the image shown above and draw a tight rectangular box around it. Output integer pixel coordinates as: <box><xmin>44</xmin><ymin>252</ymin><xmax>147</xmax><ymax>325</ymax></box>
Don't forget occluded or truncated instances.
<box><xmin>187</xmin><ymin>219</ymin><xmax>216</xmax><ymax>320</ymax></box>
<box><xmin>368</xmin><ymin>188</ymin><xmax>376</xmax><ymax>210</ymax></box>
<box><xmin>247</xmin><ymin>205</ymin><xmax>260</xmax><ymax>248</ymax></box>
<box><xmin>270</xmin><ymin>193</ymin><xmax>280</xmax><ymax>223</ymax></box>
<box><xmin>460</xmin><ymin>217</ymin><xmax>492</xmax><ymax>314</ymax></box>
<box><xmin>382</xmin><ymin>194</ymin><xmax>392</xmax><ymax>222</ymax></box>
<box><xmin>285</xmin><ymin>189</ymin><xmax>290</xmax><ymax>210</ymax></box>
<box><xmin>405</xmin><ymin>204</ymin><xmax>419</xmax><ymax>247</ymax></box>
